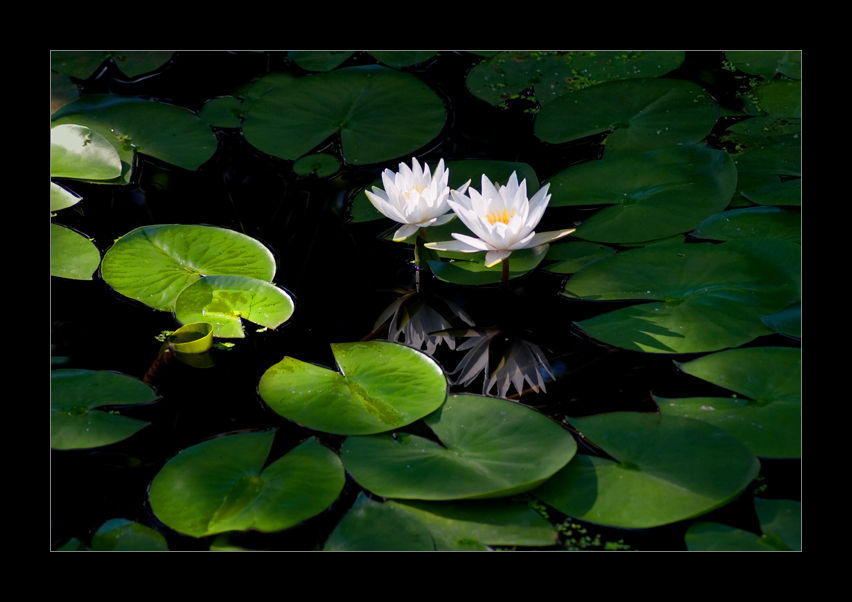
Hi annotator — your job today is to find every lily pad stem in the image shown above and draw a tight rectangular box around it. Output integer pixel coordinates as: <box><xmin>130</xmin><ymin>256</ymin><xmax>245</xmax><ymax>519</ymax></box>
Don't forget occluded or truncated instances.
<box><xmin>501</xmin><ymin>258</ymin><xmax>510</xmax><ymax>286</ymax></box>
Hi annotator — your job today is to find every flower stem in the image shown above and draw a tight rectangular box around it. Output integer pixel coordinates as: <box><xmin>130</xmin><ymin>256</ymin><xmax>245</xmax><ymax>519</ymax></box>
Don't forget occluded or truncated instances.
<box><xmin>501</xmin><ymin>258</ymin><xmax>510</xmax><ymax>286</ymax></box>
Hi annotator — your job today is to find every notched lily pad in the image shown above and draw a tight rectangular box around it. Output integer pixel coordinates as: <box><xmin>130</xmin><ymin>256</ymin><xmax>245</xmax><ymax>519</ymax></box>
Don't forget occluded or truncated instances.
<box><xmin>258</xmin><ymin>341</ymin><xmax>448</xmax><ymax>435</ymax></box>
<box><xmin>51</xmin><ymin>223</ymin><xmax>101</xmax><ymax>281</ymax></box>
<box><xmin>686</xmin><ymin>497</ymin><xmax>801</xmax><ymax>551</ymax></box>
<box><xmin>101</xmin><ymin>224</ymin><xmax>276</xmax><ymax>312</ymax></box>
<box><xmin>340</xmin><ymin>394</ymin><xmax>577</xmax><ymax>500</ymax></box>
<box><xmin>149</xmin><ymin>432</ymin><xmax>345</xmax><ymax>538</ymax></box>
<box><xmin>174</xmin><ymin>275</ymin><xmax>295</xmax><ymax>338</ymax></box>
<box><xmin>534</xmin><ymin>412</ymin><xmax>761</xmax><ymax>529</ymax></box>
<box><xmin>51</xmin><ymin>369</ymin><xmax>158</xmax><ymax>450</ymax></box>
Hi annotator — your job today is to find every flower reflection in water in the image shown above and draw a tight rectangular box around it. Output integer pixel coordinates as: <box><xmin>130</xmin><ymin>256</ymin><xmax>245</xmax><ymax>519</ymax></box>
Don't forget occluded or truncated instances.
<box><xmin>448</xmin><ymin>326</ymin><xmax>556</xmax><ymax>399</ymax></box>
<box><xmin>373</xmin><ymin>288</ymin><xmax>474</xmax><ymax>355</ymax></box>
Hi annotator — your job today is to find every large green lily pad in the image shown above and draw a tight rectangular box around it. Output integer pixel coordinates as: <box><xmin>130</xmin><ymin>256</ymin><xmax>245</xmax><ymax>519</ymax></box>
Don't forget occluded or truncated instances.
<box><xmin>51</xmin><ymin>94</ymin><xmax>218</xmax><ymax>178</ymax></box>
<box><xmin>686</xmin><ymin>497</ymin><xmax>801</xmax><ymax>551</ymax></box>
<box><xmin>101</xmin><ymin>224</ymin><xmax>276</xmax><ymax>312</ymax></box>
<box><xmin>657</xmin><ymin>347</ymin><xmax>801</xmax><ymax>458</ymax></box>
<box><xmin>546</xmin><ymin>145</ymin><xmax>736</xmax><ymax>243</ymax></box>
<box><xmin>51</xmin><ymin>369</ymin><xmax>158</xmax><ymax>450</ymax></box>
<box><xmin>726</xmin><ymin>51</ymin><xmax>801</xmax><ymax>80</ymax></box>
<box><xmin>534</xmin><ymin>412</ymin><xmax>761</xmax><ymax>529</ymax></box>
<box><xmin>324</xmin><ymin>492</ymin><xmax>556</xmax><ymax>551</ymax></box>
<box><xmin>544</xmin><ymin>241</ymin><xmax>615</xmax><ymax>274</ymax></box>
<box><xmin>693</xmin><ymin>206</ymin><xmax>801</xmax><ymax>242</ymax></box>
<box><xmin>340</xmin><ymin>394</ymin><xmax>577</xmax><ymax>500</ymax></box>
<box><xmin>564</xmin><ymin>239</ymin><xmax>801</xmax><ymax>353</ymax></box>
<box><xmin>258</xmin><ymin>342</ymin><xmax>447</xmax><ymax>435</ymax></box>
<box><xmin>50</xmin><ymin>223</ymin><xmax>101</xmax><ymax>281</ymax></box>
<box><xmin>149</xmin><ymin>432</ymin><xmax>345</xmax><ymax>538</ymax></box>
<box><xmin>535</xmin><ymin>78</ymin><xmax>719</xmax><ymax>153</ymax></box>
<box><xmin>242</xmin><ymin>66</ymin><xmax>446</xmax><ymax>166</ymax></box>
<box><xmin>174</xmin><ymin>275</ymin><xmax>294</xmax><ymax>338</ymax></box>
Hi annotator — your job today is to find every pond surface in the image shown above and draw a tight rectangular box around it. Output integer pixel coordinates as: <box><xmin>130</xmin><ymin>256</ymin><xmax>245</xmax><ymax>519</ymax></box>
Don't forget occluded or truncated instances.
<box><xmin>50</xmin><ymin>51</ymin><xmax>801</xmax><ymax>551</ymax></box>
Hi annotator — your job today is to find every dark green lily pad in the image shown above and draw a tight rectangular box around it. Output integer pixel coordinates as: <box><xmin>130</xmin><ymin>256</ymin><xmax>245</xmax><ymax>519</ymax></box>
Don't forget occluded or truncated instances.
<box><xmin>544</xmin><ymin>241</ymin><xmax>615</xmax><ymax>274</ymax></box>
<box><xmin>761</xmin><ymin>303</ymin><xmax>801</xmax><ymax>338</ymax></box>
<box><xmin>340</xmin><ymin>394</ymin><xmax>577</xmax><ymax>500</ymax></box>
<box><xmin>101</xmin><ymin>224</ymin><xmax>276</xmax><ymax>312</ymax></box>
<box><xmin>726</xmin><ymin>51</ymin><xmax>801</xmax><ymax>80</ymax></box>
<box><xmin>660</xmin><ymin>347</ymin><xmax>801</xmax><ymax>458</ymax></box>
<box><xmin>741</xmin><ymin>80</ymin><xmax>801</xmax><ymax>117</ymax></box>
<box><xmin>288</xmin><ymin>51</ymin><xmax>354</xmax><ymax>71</ymax></box>
<box><xmin>693</xmin><ymin>206</ymin><xmax>800</xmax><ymax>242</ymax></box>
<box><xmin>51</xmin><ymin>51</ymin><xmax>174</xmax><ymax>80</ymax></box>
<box><xmin>350</xmin><ymin>159</ymin><xmax>539</xmax><ymax>223</ymax></box>
<box><xmin>535</xmin><ymin>78</ymin><xmax>718</xmax><ymax>153</ymax></box>
<box><xmin>546</xmin><ymin>145</ymin><xmax>736</xmax><ymax>243</ymax></box>
<box><xmin>370</xmin><ymin>51</ymin><xmax>437</xmax><ymax>69</ymax></box>
<box><xmin>242</xmin><ymin>66</ymin><xmax>446</xmax><ymax>166</ymax></box>
<box><xmin>198</xmin><ymin>96</ymin><xmax>245</xmax><ymax>128</ymax></box>
<box><xmin>50</xmin><ymin>124</ymin><xmax>122</xmax><ymax>180</ymax></box>
<box><xmin>738</xmin><ymin>172</ymin><xmax>801</xmax><ymax>206</ymax></box>
<box><xmin>565</xmin><ymin>239</ymin><xmax>801</xmax><ymax>353</ymax></box>
<box><xmin>149</xmin><ymin>432</ymin><xmax>345</xmax><ymax>538</ymax></box>
<box><xmin>534</xmin><ymin>412</ymin><xmax>761</xmax><ymax>529</ymax></box>
<box><xmin>51</xmin><ymin>369</ymin><xmax>158</xmax><ymax>450</ymax></box>
<box><xmin>293</xmin><ymin>153</ymin><xmax>341</xmax><ymax>177</ymax></box>
<box><xmin>686</xmin><ymin>498</ymin><xmax>801</xmax><ymax>551</ymax></box>
<box><xmin>426</xmin><ymin>245</ymin><xmax>550</xmax><ymax>285</ymax></box>
<box><xmin>735</xmin><ymin>136</ymin><xmax>801</xmax><ymax>176</ymax></box>
<box><xmin>324</xmin><ymin>492</ymin><xmax>556</xmax><ymax>551</ymax></box>
<box><xmin>51</xmin><ymin>223</ymin><xmax>101</xmax><ymax>281</ymax></box>
<box><xmin>258</xmin><ymin>342</ymin><xmax>447</xmax><ymax>436</ymax></box>
<box><xmin>51</xmin><ymin>94</ymin><xmax>218</xmax><ymax>177</ymax></box>
<box><xmin>90</xmin><ymin>519</ymin><xmax>169</xmax><ymax>551</ymax></box>
<box><xmin>174</xmin><ymin>275</ymin><xmax>295</xmax><ymax>338</ymax></box>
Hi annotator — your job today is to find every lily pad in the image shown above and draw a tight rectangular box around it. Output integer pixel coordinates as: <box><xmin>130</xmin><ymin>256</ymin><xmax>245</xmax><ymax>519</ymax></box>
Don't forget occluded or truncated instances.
<box><xmin>564</xmin><ymin>239</ymin><xmax>801</xmax><ymax>353</ymax></box>
<box><xmin>534</xmin><ymin>412</ymin><xmax>761</xmax><ymax>529</ymax></box>
<box><xmin>288</xmin><ymin>51</ymin><xmax>354</xmax><ymax>72</ymax></box>
<box><xmin>340</xmin><ymin>394</ymin><xmax>577</xmax><ymax>500</ymax></box>
<box><xmin>50</xmin><ymin>223</ymin><xmax>101</xmax><ymax>281</ymax></box>
<box><xmin>324</xmin><ymin>492</ymin><xmax>556</xmax><ymax>551</ymax></box>
<box><xmin>51</xmin><ymin>369</ymin><xmax>158</xmax><ymax>450</ymax></box>
<box><xmin>535</xmin><ymin>78</ymin><xmax>719</xmax><ymax>153</ymax></box>
<box><xmin>370</xmin><ymin>51</ymin><xmax>437</xmax><ymax>69</ymax></box>
<box><xmin>51</xmin><ymin>51</ymin><xmax>173</xmax><ymax>79</ymax></box>
<box><xmin>101</xmin><ymin>224</ymin><xmax>276</xmax><ymax>312</ymax></box>
<box><xmin>90</xmin><ymin>519</ymin><xmax>169</xmax><ymax>551</ymax></box>
<box><xmin>427</xmin><ymin>245</ymin><xmax>550</xmax><ymax>286</ymax></box>
<box><xmin>546</xmin><ymin>145</ymin><xmax>736</xmax><ymax>244</ymax></box>
<box><xmin>242</xmin><ymin>66</ymin><xmax>446</xmax><ymax>166</ymax></box>
<box><xmin>293</xmin><ymin>153</ymin><xmax>341</xmax><ymax>177</ymax></box>
<box><xmin>686</xmin><ymin>498</ymin><xmax>801</xmax><ymax>551</ymax></box>
<box><xmin>761</xmin><ymin>303</ymin><xmax>801</xmax><ymax>338</ymax></box>
<box><xmin>693</xmin><ymin>206</ymin><xmax>800</xmax><ymax>242</ymax></box>
<box><xmin>174</xmin><ymin>275</ymin><xmax>295</xmax><ymax>338</ymax></box>
<box><xmin>258</xmin><ymin>341</ymin><xmax>447</xmax><ymax>436</ymax></box>
<box><xmin>51</xmin><ymin>94</ymin><xmax>218</xmax><ymax>177</ymax></box>
<box><xmin>726</xmin><ymin>51</ymin><xmax>801</xmax><ymax>80</ymax></box>
<box><xmin>660</xmin><ymin>347</ymin><xmax>801</xmax><ymax>458</ymax></box>
<box><xmin>544</xmin><ymin>241</ymin><xmax>615</xmax><ymax>274</ymax></box>
<box><xmin>50</xmin><ymin>124</ymin><xmax>122</xmax><ymax>180</ymax></box>
<box><xmin>51</xmin><ymin>182</ymin><xmax>82</xmax><ymax>212</ymax></box>
<box><xmin>149</xmin><ymin>432</ymin><xmax>345</xmax><ymax>538</ymax></box>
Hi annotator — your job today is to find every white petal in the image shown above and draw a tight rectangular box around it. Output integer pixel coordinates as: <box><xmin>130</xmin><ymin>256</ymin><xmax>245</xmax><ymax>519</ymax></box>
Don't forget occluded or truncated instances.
<box><xmin>451</xmin><ymin>232</ymin><xmax>495</xmax><ymax>251</ymax></box>
<box><xmin>484</xmin><ymin>249</ymin><xmax>512</xmax><ymax>267</ymax></box>
<box><xmin>430</xmin><ymin>213</ymin><xmax>456</xmax><ymax>226</ymax></box>
<box><xmin>424</xmin><ymin>239</ymin><xmax>484</xmax><ymax>253</ymax></box>
<box><xmin>365</xmin><ymin>189</ymin><xmax>407</xmax><ymax>223</ymax></box>
<box><xmin>517</xmin><ymin>228</ymin><xmax>575</xmax><ymax>248</ymax></box>
<box><xmin>393</xmin><ymin>224</ymin><xmax>420</xmax><ymax>241</ymax></box>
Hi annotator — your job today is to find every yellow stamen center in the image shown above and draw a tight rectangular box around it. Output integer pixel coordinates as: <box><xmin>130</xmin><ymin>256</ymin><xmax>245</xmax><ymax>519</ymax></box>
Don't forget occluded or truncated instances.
<box><xmin>404</xmin><ymin>185</ymin><xmax>426</xmax><ymax>199</ymax></box>
<box><xmin>486</xmin><ymin>208</ymin><xmax>514</xmax><ymax>225</ymax></box>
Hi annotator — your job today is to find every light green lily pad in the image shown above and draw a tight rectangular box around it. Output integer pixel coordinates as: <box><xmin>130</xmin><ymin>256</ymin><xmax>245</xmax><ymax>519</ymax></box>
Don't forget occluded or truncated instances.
<box><xmin>174</xmin><ymin>275</ymin><xmax>295</xmax><ymax>338</ymax></box>
<box><xmin>258</xmin><ymin>341</ymin><xmax>447</xmax><ymax>436</ymax></box>
<box><xmin>51</xmin><ymin>94</ymin><xmax>218</xmax><ymax>178</ymax></box>
<box><xmin>101</xmin><ymin>224</ymin><xmax>276</xmax><ymax>312</ymax></box>
<box><xmin>90</xmin><ymin>519</ymin><xmax>169</xmax><ymax>551</ymax></box>
<box><xmin>564</xmin><ymin>239</ymin><xmax>801</xmax><ymax>353</ymax></box>
<box><xmin>51</xmin><ymin>223</ymin><xmax>101</xmax><ymax>281</ymax></box>
<box><xmin>535</xmin><ymin>78</ymin><xmax>718</xmax><ymax>153</ymax></box>
<box><xmin>242</xmin><ymin>66</ymin><xmax>446</xmax><ymax>166</ymax></box>
<box><xmin>693</xmin><ymin>206</ymin><xmax>800</xmax><ymax>242</ymax></box>
<box><xmin>534</xmin><ymin>412</ymin><xmax>761</xmax><ymax>529</ymax></box>
<box><xmin>51</xmin><ymin>182</ymin><xmax>82</xmax><ymax>212</ymax></box>
<box><xmin>546</xmin><ymin>145</ymin><xmax>736</xmax><ymax>244</ymax></box>
<box><xmin>149</xmin><ymin>432</ymin><xmax>345</xmax><ymax>538</ymax></box>
<box><xmin>544</xmin><ymin>241</ymin><xmax>615</xmax><ymax>274</ymax></box>
<box><xmin>661</xmin><ymin>347</ymin><xmax>801</xmax><ymax>458</ymax></box>
<box><xmin>50</xmin><ymin>124</ymin><xmax>122</xmax><ymax>180</ymax></box>
<box><xmin>51</xmin><ymin>369</ymin><xmax>158</xmax><ymax>450</ymax></box>
<box><xmin>324</xmin><ymin>492</ymin><xmax>556</xmax><ymax>551</ymax></box>
<box><xmin>340</xmin><ymin>394</ymin><xmax>577</xmax><ymax>500</ymax></box>
<box><xmin>686</xmin><ymin>498</ymin><xmax>801</xmax><ymax>551</ymax></box>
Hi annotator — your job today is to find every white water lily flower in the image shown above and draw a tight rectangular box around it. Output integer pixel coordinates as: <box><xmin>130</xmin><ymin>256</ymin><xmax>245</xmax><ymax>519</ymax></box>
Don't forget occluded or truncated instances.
<box><xmin>425</xmin><ymin>172</ymin><xmax>575</xmax><ymax>267</ymax></box>
<box><xmin>364</xmin><ymin>158</ymin><xmax>468</xmax><ymax>242</ymax></box>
